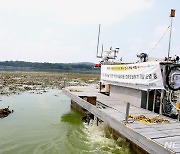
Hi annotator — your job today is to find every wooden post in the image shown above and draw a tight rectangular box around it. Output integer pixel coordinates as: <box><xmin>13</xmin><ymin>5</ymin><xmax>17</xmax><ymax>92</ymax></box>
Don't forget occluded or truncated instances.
<box><xmin>96</xmin><ymin>117</ymin><xmax>99</xmax><ymax>126</ymax></box>
<box><xmin>125</xmin><ymin>102</ymin><xmax>130</xmax><ymax>122</ymax></box>
<box><xmin>63</xmin><ymin>78</ymin><xmax>66</xmax><ymax>88</ymax></box>
<box><xmin>87</xmin><ymin>96</ymin><xmax>96</xmax><ymax>106</ymax></box>
<box><xmin>178</xmin><ymin>110</ymin><xmax>180</xmax><ymax>122</ymax></box>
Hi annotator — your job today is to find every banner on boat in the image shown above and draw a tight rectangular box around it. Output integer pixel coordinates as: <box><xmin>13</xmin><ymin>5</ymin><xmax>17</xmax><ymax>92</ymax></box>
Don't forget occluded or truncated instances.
<box><xmin>101</xmin><ymin>62</ymin><xmax>164</xmax><ymax>90</ymax></box>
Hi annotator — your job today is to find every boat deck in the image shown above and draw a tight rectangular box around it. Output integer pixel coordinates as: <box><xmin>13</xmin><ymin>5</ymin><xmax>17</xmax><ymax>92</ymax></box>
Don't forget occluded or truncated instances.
<box><xmin>62</xmin><ymin>85</ymin><xmax>180</xmax><ymax>154</ymax></box>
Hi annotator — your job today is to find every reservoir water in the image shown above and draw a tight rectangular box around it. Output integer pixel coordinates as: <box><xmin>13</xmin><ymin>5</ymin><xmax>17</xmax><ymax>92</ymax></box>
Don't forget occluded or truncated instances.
<box><xmin>0</xmin><ymin>89</ymin><xmax>133</xmax><ymax>154</ymax></box>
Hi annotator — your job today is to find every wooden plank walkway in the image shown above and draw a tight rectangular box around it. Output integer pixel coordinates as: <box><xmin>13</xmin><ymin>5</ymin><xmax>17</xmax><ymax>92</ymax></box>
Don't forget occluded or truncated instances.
<box><xmin>62</xmin><ymin>86</ymin><xmax>180</xmax><ymax>154</ymax></box>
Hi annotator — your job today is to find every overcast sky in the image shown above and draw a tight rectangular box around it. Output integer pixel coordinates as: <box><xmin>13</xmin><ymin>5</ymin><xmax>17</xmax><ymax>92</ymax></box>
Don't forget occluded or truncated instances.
<box><xmin>0</xmin><ymin>0</ymin><xmax>179</xmax><ymax>63</ymax></box>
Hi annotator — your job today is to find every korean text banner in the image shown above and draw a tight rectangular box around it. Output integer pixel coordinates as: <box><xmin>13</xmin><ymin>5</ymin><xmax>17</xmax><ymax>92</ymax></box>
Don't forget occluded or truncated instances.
<box><xmin>101</xmin><ymin>62</ymin><xmax>164</xmax><ymax>90</ymax></box>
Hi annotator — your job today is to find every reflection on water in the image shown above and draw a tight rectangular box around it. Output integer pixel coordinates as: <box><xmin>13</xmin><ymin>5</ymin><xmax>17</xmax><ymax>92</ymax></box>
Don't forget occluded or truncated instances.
<box><xmin>0</xmin><ymin>90</ymin><xmax>133</xmax><ymax>154</ymax></box>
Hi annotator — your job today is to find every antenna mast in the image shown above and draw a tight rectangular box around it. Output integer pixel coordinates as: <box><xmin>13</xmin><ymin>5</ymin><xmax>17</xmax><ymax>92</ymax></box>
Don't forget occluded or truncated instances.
<box><xmin>96</xmin><ymin>24</ymin><xmax>101</xmax><ymax>58</ymax></box>
<box><xmin>167</xmin><ymin>9</ymin><xmax>175</xmax><ymax>60</ymax></box>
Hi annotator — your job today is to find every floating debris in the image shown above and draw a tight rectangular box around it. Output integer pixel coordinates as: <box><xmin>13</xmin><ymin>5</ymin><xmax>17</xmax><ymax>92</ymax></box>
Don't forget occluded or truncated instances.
<box><xmin>0</xmin><ymin>106</ymin><xmax>14</xmax><ymax>118</ymax></box>
<box><xmin>82</xmin><ymin>113</ymin><xmax>94</xmax><ymax>124</ymax></box>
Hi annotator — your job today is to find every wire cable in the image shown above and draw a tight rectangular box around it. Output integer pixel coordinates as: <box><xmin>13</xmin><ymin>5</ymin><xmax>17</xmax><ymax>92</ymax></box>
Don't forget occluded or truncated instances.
<box><xmin>148</xmin><ymin>25</ymin><xmax>170</xmax><ymax>56</ymax></box>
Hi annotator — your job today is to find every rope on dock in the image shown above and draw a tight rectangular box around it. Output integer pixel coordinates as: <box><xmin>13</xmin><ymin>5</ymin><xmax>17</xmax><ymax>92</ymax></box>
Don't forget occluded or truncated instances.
<box><xmin>128</xmin><ymin>114</ymin><xmax>170</xmax><ymax>124</ymax></box>
<box><xmin>69</xmin><ymin>89</ymin><xmax>83</xmax><ymax>92</ymax></box>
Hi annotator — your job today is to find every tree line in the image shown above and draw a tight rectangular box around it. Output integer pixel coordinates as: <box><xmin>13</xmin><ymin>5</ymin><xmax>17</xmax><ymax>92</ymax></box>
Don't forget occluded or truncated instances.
<box><xmin>0</xmin><ymin>61</ymin><xmax>99</xmax><ymax>73</ymax></box>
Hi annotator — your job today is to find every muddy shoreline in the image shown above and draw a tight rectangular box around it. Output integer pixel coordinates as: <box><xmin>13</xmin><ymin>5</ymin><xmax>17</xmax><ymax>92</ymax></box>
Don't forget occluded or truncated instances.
<box><xmin>0</xmin><ymin>72</ymin><xmax>99</xmax><ymax>96</ymax></box>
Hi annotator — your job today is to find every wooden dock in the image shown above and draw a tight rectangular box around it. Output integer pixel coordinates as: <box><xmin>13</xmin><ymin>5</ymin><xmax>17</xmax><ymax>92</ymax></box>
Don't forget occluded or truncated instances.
<box><xmin>62</xmin><ymin>85</ymin><xmax>180</xmax><ymax>154</ymax></box>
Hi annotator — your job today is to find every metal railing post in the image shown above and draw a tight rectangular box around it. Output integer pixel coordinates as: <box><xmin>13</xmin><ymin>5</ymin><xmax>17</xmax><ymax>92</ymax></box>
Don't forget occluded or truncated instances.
<box><xmin>125</xmin><ymin>102</ymin><xmax>130</xmax><ymax>122</ymax></box>
<box><xmin>99</xmin><ymin>82</ymin><xmax>102</xmax><ymax>93</ymax></box>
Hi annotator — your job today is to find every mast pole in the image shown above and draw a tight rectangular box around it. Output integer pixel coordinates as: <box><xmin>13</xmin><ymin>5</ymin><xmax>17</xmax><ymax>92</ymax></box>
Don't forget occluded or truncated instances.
<box><xmin>96</xmin><ymin>24</ymin><xmax>101</xmax><ymax>58</ymax></box>
<box><xmin>167</xmin><ymin>9</ymin><xmax>175</xmax><ymax>61</ymax></box>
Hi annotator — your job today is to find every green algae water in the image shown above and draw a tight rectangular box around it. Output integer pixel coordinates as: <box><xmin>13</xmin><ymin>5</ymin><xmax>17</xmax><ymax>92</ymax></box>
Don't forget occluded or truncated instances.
<box><xmin>0</xmin><ymin>90</ymin><xmax>133</xmax><ymax>154</ymax></box>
